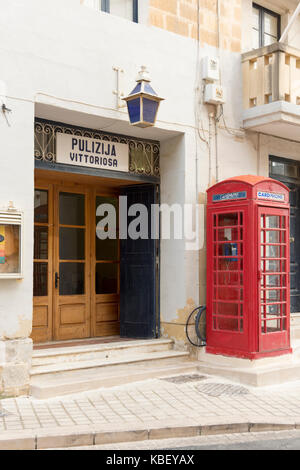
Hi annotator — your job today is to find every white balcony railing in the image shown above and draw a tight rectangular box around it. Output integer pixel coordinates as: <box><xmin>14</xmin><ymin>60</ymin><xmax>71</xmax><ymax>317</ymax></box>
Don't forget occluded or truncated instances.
<box><xmin>242</xmin><ymin>42</ymin><xmax>300</xmax><ymax>141</ymax></box>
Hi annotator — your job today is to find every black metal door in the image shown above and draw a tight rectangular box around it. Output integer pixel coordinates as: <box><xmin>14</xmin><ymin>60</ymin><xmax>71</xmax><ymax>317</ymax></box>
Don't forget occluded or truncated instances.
<box><xmin>120</xmin><ymin>184</ymin><xmax>159</xmax><ymax>338</ymax></box>
<box><xmin>269</xmin><ymin>157</ymin><xmax>300</xmax><ymax>314</ymax></box>
<box><xmin>286</xmin><ymin>183</ymin><xmax>300</xmax><ymax>313</ymax></box>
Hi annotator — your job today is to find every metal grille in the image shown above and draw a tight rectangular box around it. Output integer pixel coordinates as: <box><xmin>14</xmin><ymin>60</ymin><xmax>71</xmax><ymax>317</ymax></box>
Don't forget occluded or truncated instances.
<box><xmin>34</xmin><ymin>119</ymin><xmax>160</xmax><ymax>177</ymax></box>
<box><xmin>161</xmin><ymin>374</ymin><xmax>207</xmax><ymax>384</ymax></box>
<box><xmin>197</xmin><ymin>383</ymin><xmax>249</xmax><ymax>397</ymax></box>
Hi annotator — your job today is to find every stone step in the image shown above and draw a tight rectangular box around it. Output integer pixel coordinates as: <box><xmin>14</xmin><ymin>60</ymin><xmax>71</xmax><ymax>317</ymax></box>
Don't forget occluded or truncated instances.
<box><xmin>31</xmin><ymin>350</ymin><xmax>190</xmax><ymax>381</ymax></box>
<box><xmin>197</xmin><ymin>344</ymin><xmax>300</xmax><ymax>387</ymax></box>
<box><xmin>197</xmin><ymin>360</ymin><xmax>300</xmax><ymax>387</ymax></box>
<box><xmin>32</xmin><ymin>339</ymin><xmax>173</xmax><ymax>367</ymax></box>
<box><xmin>30</xmin><ymin>359</ymin><xmax>198</xmax><ymax>399</ymax></box>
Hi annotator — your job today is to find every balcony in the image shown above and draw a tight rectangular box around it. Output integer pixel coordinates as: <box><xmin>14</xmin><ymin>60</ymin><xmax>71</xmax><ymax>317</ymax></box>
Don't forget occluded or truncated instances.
<box><xmin>242</xmin><ymin>42</ymin><xmax>300</xmax><ymax>142</ymax></box>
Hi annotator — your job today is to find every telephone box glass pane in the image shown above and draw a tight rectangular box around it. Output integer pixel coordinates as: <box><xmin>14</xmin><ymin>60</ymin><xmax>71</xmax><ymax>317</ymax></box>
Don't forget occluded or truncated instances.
<box><xmin>218</xmin><ymin>259</ymin><xmax>239</xmax><ymax>271</ymax></box>
<box><xmin>265</xmin><ymin>216</ymin><xmax>280</xmax><ymax>228</ymax></box>
<box><xmin>217</xmin><ymin>272</ymin><xmax>240</xmax><ymax>286</ymax></box>
<box><xmin>265</xmin><ymin>231</ymin><xmax>280</xmax><ymax>243</ymax></box>
<box><xmin>261</xmin><ymin>289</ymin><xmax>286</xmax><ymax>302</ymax></box>
<box><xmin>265</xmin><ymin>321</ymin><xmax>281</xmax><ymax>333</ymax></box>
<box><xmin>264</xmin><ymin>245</ymin><xmax>281</xmax><ymax>258</ymax></box>
<box><xmin>266</xmin><ymin>304</ymin><xmax>281</xmax><ymax>315</ymax></box>
<box><xmin>217</xmin><ymin>303</ymin><xmax>239</xmax><ymax>316</ymax></box>
<box><xmin>260</xmin><ymin>211</ymin><xmax>288</xmax><ymax>335</ymax></box>
<box><xmin>218</xmin><ymin>287</ymin><xmax>242</xmax><ymax>301</ymax></box>
<box><xmin>217</xmin><ymin>318</ymin><xmax>239</xmax><ymax>331</ymax></box>
<box><xmin>263</xmin><ymin>274</ymin><xmax>281</xmax><ymax>287</ymax></box>
<box><xmin>264</xmin><ymin>260</ymin><xmax>281</xmax><ymax>272</ymax></box>
<box><xmin>213</xmin><ymin>211</ymin><xmax>244</xmax><ymax>333</ymax></box>
<box><xmin>218</xmin><ymin>214</ymin><xmax>238</xmax><ymax>226</ymax></box>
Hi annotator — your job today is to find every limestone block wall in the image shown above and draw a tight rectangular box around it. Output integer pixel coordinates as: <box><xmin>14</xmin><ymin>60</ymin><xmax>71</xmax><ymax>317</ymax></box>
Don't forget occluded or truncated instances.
<box><xmin>149</xmin><ymin>0</ymin><xmax>242</xmax><ymax>52</ymax></box>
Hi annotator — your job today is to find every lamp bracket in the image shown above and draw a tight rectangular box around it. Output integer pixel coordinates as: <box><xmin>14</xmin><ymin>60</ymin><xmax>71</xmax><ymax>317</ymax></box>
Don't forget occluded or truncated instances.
<box><xmin>113</xmin><ymin>66</ymin><xmax>126</xmax><ymax>109</ymax></box>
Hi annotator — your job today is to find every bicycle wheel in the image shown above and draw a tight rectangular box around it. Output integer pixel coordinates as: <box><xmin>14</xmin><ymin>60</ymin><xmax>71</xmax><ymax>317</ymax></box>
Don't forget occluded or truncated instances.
<box><xmin>185</xmin><ymin>307</ymin><xmax>202</xmax><ymax>347</ymax></box>
<box><xmin>195</xmin><ymin>306</ymin><xmax>206</xmax><ymax>343</ymax></box>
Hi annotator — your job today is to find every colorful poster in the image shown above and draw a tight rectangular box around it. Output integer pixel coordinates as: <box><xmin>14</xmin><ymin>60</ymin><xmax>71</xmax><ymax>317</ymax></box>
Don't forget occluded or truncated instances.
<box><xmin>0</xmin><ymin>226</ymin><xmax>5</xmax><ymax>264</ymax></box>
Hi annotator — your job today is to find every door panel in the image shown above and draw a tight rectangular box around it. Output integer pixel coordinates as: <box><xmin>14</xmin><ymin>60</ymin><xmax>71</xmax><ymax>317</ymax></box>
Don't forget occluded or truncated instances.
<box><xmin>120</xmin><ymin>185</ymin><xmax>158</xmax><ymax>339</ymax></box>
<box><xmin>269</xmin><ymin>160</ymin><xmax>300</xmax><ymax>313</ymax></box>
<box><xmin>32</xmin><ymin>186</ymin><xmax>53</xmax><ymax>343</ymax></box>
<box><xmin>33</xmin><ymin>177</ymin><xmax>157</xmax><ymax>343</ymax></box>
<box><xmin>286</xmin><ymin>184</ymin><xmax>300</xmax><ymax>312</ymax></box>
<box><xmin>92</xmin><ymin>193</ymin><xmax>120</xmax><ymax>338</ymax></box>
<box><xmin>53</xmin><ymin>187</ymin><xmax>91</xmax><ymax>341</ymax></box>
<box><xmin>207</xmin><ymin>206</ymin><xmax>249</xmax><ymax>352</ymax></box>
<box><xmin>258</xmin><ymin>206</ymin><xmax>290</xmax><ymax>352</ymax></box>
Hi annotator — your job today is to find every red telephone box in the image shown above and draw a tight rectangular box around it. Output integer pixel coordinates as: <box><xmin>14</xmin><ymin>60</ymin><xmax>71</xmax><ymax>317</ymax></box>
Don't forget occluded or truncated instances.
<box><xmin>206</xmin><ymin>175</ymin><xmax>292</xmax><ymax>359</ymax></box>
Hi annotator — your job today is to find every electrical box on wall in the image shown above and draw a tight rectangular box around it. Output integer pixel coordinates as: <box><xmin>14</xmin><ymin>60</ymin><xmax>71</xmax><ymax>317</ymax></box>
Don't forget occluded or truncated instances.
<box><xmin>204</xmin><ymin>84</ymin><xmax>226</xmax><ymax>105</ymax></box>
<box><xmin>0</xmin><ymin>210</ymin><xmax>23</xmax><ymax>279</ymax></box>
<box><xmin>202</xmin><ymin>57</ymin><xmax>220</xmax><ymax>82</ymax></box>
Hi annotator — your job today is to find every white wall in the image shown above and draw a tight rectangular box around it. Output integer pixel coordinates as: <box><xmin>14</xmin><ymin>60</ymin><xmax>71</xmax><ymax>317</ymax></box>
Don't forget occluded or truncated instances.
<box><xmin>0</xmin><ymin>100</ymin><xmax>34</xmax><ymax>340</ymax></box>
<box><xmin>0</xmin><ymin>0</ymin><xmax>271</xmax><ymax>341</ymax></box>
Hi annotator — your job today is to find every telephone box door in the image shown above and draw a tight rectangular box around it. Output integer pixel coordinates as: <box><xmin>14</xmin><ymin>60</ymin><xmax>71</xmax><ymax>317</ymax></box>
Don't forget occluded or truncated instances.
<box><xmin>207</xmin><ymin>206</ymin><xmax>249</xmax><ymax>353</ymax></box>
<box><xmin>258</xmin><ymin>206</ymin><xmax>290</xmax><ymax>352</ymax></box>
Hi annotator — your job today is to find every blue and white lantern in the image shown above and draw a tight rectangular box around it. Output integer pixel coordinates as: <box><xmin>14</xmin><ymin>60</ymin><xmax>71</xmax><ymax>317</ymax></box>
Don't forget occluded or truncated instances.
<box><xmin>123</xmin><ymin>66</ymin><xmax>164</xmax><ymax>128</ymax></box>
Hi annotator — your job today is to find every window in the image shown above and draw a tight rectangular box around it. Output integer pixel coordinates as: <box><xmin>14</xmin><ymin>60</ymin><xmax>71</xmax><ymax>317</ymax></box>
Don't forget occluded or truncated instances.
<box><xmin>101</xmin><ymin>0</ymin><xmax>138</xmax><ymax>22</ymax></box>
<box><xmin>270</xmin><ymin>157</ymin><xmax>300</xmax><ymax>180</ymax></box>
<box><xmin>252</xmin><ymin>3</ymin><xmax>280</xmax><ymax>49</ymax></box>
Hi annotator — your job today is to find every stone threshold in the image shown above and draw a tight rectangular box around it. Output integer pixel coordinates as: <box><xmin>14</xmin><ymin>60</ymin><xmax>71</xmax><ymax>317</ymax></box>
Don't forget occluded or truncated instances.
<box><xmin>33</xmin><ymin>336</ymin><xmax>134</xmax><ymax>350</ymax></box>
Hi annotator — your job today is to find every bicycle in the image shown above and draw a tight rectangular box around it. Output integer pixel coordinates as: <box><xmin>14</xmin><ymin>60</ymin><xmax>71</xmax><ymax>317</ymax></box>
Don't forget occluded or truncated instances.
<box><xmin>185</xmin><ymin>305</ymin><xmax>206</xmax><ymax>347</ymax></box>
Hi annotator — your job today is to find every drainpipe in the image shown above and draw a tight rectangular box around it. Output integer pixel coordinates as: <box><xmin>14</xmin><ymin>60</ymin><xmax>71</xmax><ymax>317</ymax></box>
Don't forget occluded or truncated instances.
<box><xmin>215</xmin><ymin>112</ymin><xmax>219</xmax><ymax>183</ymax></box>
<box><xmin>208</xmin><ymin>112</ymin><xmax>214</xmax><ymax>185</ymax></box>
<box><xmin>279</xmin><ymin>2</ymin><xmax>300</xmax><ymax>43</ymax></box>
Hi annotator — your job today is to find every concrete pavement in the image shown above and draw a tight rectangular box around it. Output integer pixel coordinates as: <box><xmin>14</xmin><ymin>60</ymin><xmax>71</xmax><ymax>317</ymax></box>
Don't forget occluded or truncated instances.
<box><xmin>1</xmin><ymin>373</ymin><xmax>300</xmax><ymax>449</ymax></box>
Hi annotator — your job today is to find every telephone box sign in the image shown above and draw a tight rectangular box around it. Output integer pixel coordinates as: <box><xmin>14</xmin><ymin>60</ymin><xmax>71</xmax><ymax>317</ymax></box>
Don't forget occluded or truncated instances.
<box><xmin>56</xmin><ymin>133</ymin><xmax>129</xmax><ymax>173</ymax></box>
<box><xmin>257</xmin><ymin>191</ymin><xmax>285</xmax><ymax>202</ymax></box>
<box><xmin>212</xmin><ymin>191</ymin><xmax>247</xmax><ymax>202</ymax></box>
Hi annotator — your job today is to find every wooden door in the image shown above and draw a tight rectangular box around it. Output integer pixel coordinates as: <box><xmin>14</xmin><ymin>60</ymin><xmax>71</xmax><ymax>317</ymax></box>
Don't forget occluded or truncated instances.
<box><xmin>32</xmin><ymin>184</ymin><xmax>54</xmax><ymax>343</ymax></box>
<box><xmin>91</xmin><ymin>191</ymin><xmax>120</xmax><ymax>337</ymax></box>
<box><xmin>53</xmin><ymin>187</ymin><xmax>91</xmax><ymax>341</ymax></box>
<box><xmin>32</xmin><ymin>176</ymin><xmax>123</xmax><ymax>343</ymax></box>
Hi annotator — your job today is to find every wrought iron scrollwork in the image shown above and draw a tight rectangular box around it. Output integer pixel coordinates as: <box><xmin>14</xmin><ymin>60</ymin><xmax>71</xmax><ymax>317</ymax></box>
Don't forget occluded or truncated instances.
<box><xmin>34</xmin><ymin>119</ymin><xmax>160</xmax><ymax>177</ymax></box>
